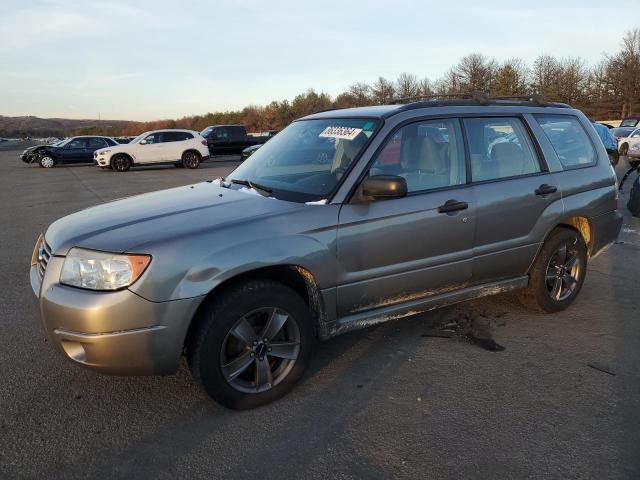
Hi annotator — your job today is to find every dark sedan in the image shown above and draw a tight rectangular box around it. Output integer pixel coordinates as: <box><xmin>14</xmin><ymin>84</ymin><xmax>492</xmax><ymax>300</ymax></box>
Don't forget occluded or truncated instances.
<box><xmin>21</xmin><ymin>136</ymin><xmax>118</xmax><ymax>168</ymax></box>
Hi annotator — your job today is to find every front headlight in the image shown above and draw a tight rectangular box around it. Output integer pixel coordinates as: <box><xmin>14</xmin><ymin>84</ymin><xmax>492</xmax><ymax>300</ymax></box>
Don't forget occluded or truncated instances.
<box><xmin>60</xmin><ymin>248</ymin><xmax>151</xmax><ymax>291</ymax></box>
<box><xmin>101</xmin><ymin>150</ymin><xmax>110</xmax><ymax>155</ymax></box>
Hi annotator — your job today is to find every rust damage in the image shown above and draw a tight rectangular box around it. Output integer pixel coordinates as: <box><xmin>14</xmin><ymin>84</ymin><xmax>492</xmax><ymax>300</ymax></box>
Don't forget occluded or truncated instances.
<box><xmin>331</xmin><ymin>280</ymin><xmax>522</xmax><ymax>337</ymax></box>
<box><xmin>350</xmin><ymin>283</ymin><xmax>466</xmax><ymax>314</ymax></box>
<box><xmin>292</xmin><ymin>266</ymin><xmax>330</xmax><ymax>338</ymax></box>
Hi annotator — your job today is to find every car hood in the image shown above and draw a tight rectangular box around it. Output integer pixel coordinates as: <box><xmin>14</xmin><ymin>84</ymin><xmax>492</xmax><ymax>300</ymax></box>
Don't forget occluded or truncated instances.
<box><xmin>96</xmin><ymin>144</ymin><xmax>131</xmax><ymax>154</ymax></box>
<box><xmin>45</xmin><ymin>182</ymin><xmax>304</xmax><ymax>255</ymax></box>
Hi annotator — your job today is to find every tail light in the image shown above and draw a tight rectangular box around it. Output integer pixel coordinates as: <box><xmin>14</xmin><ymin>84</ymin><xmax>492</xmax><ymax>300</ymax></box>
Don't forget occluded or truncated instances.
<box><xmin>201</xmin><ymin>140</ymin><xmax>207</xmax><ymax>146</ymax></box>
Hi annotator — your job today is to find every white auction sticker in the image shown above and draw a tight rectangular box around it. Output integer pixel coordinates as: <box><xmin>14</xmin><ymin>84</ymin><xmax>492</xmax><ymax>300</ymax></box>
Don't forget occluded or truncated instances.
<box><xmin>319</xmin><ymin>126</ymin><xmax>363</xmax><ymax>141</ymax></box>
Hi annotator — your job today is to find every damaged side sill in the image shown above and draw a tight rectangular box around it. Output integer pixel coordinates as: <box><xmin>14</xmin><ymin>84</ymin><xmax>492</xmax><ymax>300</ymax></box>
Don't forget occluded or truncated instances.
<box><xmin>329</xmin><ymin>276</ymin><xmax>528</xmax><ymax>337</ymax></box>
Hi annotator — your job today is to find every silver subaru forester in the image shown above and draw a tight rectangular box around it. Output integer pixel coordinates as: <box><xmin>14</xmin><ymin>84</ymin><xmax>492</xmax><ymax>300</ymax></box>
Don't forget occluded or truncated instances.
<box><xmin>31</xmin><ymin>96</ymin><xmax>622</xmax><ymax>409</ymax></box>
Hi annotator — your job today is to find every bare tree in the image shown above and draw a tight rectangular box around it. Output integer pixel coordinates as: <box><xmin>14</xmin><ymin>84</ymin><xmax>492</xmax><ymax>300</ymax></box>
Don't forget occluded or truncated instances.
<box><xmin>371</xmin><ymin>77</ymin><xmax>395</xmax><ymax>104</ymax></box>
<box><xmin>418</xmin><ymin>77</ymin><xmax>433</xmax><ymax>96</ymax></box>
<box><xmin>451</xmin><ymin>53</ymin><xmax>496</xmax><ymax>92</ymax></box>
<box><xmin>395</xmin><ymin>72</ymin><xmax>419</xmax><ymax>99</ymax></box>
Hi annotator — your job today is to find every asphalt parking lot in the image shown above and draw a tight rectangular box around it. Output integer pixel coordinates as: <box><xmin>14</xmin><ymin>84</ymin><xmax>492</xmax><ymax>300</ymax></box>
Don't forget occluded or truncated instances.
<box><xmin>1</xmin><ymin>145</ymin><xmax>640</xmax><ymax>479</ymax></box>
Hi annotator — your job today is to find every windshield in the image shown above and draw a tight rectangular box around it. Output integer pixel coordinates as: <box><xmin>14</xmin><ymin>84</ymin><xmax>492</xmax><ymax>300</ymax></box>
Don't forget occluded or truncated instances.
<box><xmin>54</xmin><ymin>138</ymin><xmax>71</xmax><ymax>147</ymax></box>
<box><xmin>227</xmin><ymin>118</ymin><xmax>380</xmax><ymax>202</ymax></box>
<box><xmin>620</xmin><ymin>119</ymin><xmax>639</xmax><ymax>127</ymax></box>
<box><xmin>612</xmin><ymin>127</ymin><xmax>633</xmax><ymax>138</ymax></box>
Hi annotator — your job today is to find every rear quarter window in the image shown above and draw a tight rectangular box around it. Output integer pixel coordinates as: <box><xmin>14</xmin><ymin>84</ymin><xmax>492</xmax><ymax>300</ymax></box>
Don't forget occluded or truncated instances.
<box><xmin>534</xmin><ymin>115</ymin><xmax>596</xmax><ymax>168</ymax></box>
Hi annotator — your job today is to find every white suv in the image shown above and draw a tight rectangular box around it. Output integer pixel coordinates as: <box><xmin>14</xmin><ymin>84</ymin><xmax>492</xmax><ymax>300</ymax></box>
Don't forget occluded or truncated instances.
<box><xmin>95</xmin><ymin>129</ymin><xmax>210</xmax><ymax>172</ymax></box>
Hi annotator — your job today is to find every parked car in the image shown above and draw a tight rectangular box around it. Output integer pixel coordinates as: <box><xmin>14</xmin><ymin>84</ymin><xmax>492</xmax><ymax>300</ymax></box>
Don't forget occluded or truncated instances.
<box><xmin>240</xmin><ymin>143</ymin><xmax>262</xmax><ymax>161</ymax></box>
<box><xmin>200</xmin><ymin>125</ymin><xmax>269</xmax><ymax>156</ymax></box>
<box><xmin>94</xmin><ymin>129</ymin><xmax>210</xmax><ymax>171</ymax></box>
<box><xmin>618</xmin><ymin>127</ymin><xmax>640</xmax><ymax>157</ymax></box>
<box><xmin>30</xmin><ymin>98</ymin><xmax>622</xmax><ymax>409</ymax></box>
<box><xmin>240</xmin><ymin>131</ymin><xmax>280</xmax><ymax>161</ymax></box>
<box><xmin>620</xmin><ymin>116</ymin><xmax>640</xmax><ymax>128</ymax></box>
<box><xmin>21</xmin><ymin>136</ymin><xmax>118</xmax><ymax>168</ymax></box>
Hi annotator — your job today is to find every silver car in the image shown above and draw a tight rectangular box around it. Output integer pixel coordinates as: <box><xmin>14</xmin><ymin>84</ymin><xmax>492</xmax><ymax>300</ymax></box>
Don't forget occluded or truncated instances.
<box><xmin>31</xmin><ymin>97</ymin><xmax>622</xmax><ymax>409</ymax></box>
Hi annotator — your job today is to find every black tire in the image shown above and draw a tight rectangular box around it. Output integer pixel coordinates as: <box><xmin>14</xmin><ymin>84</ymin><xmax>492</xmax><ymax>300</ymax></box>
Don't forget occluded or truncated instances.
<box><xmin>520</xmin><ymin>228</ymin><xmax>588</xmax><ymax>313</ymax></box>
<box><xmin>608</xmin><ymin>151</ymin><xmax>619</xmax><ymax>167</ymax></box>
<box><xmin>187</xmin><ymin>279</ymin><xmax>314</xmax><ymax>410</ymax></box>
<box><xmin>182</xmin><ymin>151</ymin><xmax>201</xmax><ymax>169</ymax></box>
<box><xmin>111</xmin><ymin>154</ymin><xmax>131</xmax><ymax>172</ymax></box>
<box><xmin>620</xmin><ymin>143</ymin><xmax>629</xmax><ymax>156</ymax></box>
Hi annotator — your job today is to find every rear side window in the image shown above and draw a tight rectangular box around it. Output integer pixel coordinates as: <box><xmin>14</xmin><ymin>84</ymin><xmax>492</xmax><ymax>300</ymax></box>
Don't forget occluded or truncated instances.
<box><xmin>87</xmin><ymin>138</ymin><xmax>108</xmax><ymax>149</ymax></box>
<box><xmin>535</xmin><ymin>115</ymin><xmax>596</xmax><ymax>168</ymax></box>
<box><xmin>369</xmin><ymin>118</ymin><xmax>466</xmax><ymax>193</ymax></box>
<box><xmin>162</xmin><ymin>131</ymin><xmax>193</xmax><ymax>142</ymax></box>
<box><xmin>229</xmin><ymin>126</ymin><xmax>246</xmax><ymax>140</ymax></box>
<box><xmin>463</xmin><ymin>117</ymin><xmax>540</xmax><ymax>182</ymax></box>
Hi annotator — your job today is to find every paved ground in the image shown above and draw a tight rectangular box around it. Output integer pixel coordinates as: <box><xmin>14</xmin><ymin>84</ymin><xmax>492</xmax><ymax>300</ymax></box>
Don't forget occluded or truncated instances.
<box><xmin>1</xmin><ymin>145</ymin><xmax>639</xmax><ymax>479</ymax></box>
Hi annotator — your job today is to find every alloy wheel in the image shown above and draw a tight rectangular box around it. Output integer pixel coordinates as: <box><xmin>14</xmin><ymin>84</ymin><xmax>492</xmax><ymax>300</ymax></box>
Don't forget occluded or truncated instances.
<box><xmin>183</xmin><ymin>152</ymin><xmax>200</xmax><ymax>168</ymax></box>
<box><xmin>113</xmin><ymin>156</ymin><xmax>129</xmax><ymax>172</ymax></box>
<box><xmin>220</xmin><ymin>307</ymin><xmax>301</xmax><ymax>393</ymax></box>
<box><xmin>545</xmin><ymin>241</ymin><xmax>582</xmax><ymax>301</ymax></box>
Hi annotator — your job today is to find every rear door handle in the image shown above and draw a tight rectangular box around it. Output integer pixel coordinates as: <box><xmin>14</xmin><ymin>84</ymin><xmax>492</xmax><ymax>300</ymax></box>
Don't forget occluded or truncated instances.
<box><xmin>438</xmin><ymin>200</ymin><xmax>468</xmax><ymax>214</ymax></box>
<box><xmin>535</xmin><ymin>184</ymin><xmax>557</xmax><ymax>196</ymax></box>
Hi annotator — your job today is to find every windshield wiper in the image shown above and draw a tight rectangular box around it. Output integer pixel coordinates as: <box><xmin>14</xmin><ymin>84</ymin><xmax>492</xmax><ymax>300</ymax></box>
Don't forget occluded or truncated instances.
<box><xmin>229</xmin><ymin>178</ymin><xmax>273</xmax><ymax>196</ymax></box>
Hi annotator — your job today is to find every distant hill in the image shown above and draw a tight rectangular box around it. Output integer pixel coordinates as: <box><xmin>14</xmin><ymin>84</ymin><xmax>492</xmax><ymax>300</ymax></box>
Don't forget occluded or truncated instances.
<box><xmin>0</xmin><ymin>115</ymin><xmax>134</xmax><ymax>137</ymax></box>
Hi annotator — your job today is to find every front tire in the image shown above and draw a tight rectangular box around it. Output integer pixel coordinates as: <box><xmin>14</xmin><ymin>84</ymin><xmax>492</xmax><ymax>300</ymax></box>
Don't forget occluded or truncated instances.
<box><xmin>187</xmin><ymin>279</ymin><xmax>314</xmax><ymax>410</ymax></box>
<box><xmin>620</xmin><ymin>144</ymin><xmax>629</xmax><ymax>156</ymax></box>
<box><xmin>182</xmin><ymin>151</ymin><xmax>201</xmax><ymax>169</ymax></box>
<box><xmin>39</xmin><ymin>155</ymin><xmax>55</xmax><ymax>168</ymax></box>
<box><xmin>520</xmin><ymin>228</ymin><xmax>587</xmax><ymax>312</ymax></box>
<box><xmin>111</xmin><ymin>154</ymin><xmax>131</xmax><ymax>172</ymax></box>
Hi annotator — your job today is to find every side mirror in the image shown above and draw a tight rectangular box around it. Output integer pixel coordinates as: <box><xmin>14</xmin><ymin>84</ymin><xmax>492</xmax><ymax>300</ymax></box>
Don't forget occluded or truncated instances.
<box><xmin>139</xmin><ymin>139</ymin><xmax>147</xmax><ymax>145</ymax></box>
<box><xmin>361</xmin><ymin>175</ymin><xmax>407</xmax><ymax>200</ymax></box>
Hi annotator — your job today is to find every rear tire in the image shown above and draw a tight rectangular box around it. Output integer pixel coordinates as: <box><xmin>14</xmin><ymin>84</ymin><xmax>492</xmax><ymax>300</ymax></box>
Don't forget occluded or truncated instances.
<box><xmin>182</xmin><ymin>151</ymin><xmax>201</xmax><ymax>169</ymax></box>
<box><xmin>520</xmin><ymin>228</ymin><xmax>587</xmax><ymax>313</ymax></box>
<box><xmin>111</xmin><ymin>154</ymin><xmax>131</xmax><ymax>172</ymax></box>
<box><xmin>187</xmin><ymin>279</ymin><xmax>314</xmax><ymax>410</ymax></box>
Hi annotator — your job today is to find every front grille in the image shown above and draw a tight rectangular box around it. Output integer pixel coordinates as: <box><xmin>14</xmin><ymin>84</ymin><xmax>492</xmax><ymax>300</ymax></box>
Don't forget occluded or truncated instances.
<box><xmin>37</xmin><ymin>240</ymin><xmax>52</xmax><ymax>278</ymax></box>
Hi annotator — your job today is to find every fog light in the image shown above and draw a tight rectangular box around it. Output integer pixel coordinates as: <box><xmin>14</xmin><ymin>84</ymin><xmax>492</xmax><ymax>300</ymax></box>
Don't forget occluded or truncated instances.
<box><xmin>60</xmin><ymin>340</ymin><xmax>86</xmax><ymax>363</ymax></box>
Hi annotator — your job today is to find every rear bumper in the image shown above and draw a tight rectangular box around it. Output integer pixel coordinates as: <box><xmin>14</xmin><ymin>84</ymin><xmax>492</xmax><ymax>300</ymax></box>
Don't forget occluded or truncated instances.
<box><xmin>31</xmin><ymin>257</ymin><xmax>203</xmax><ymax>375</ymax></box>
<box><xmin>590</xmin><ymin>210</ymin><xmax>623</xmax><ymax>257</ymax></box>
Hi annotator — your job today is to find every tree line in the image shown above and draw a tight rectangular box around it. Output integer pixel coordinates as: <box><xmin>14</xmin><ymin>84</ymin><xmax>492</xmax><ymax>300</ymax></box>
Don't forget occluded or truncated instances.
<box><xmin>75</xmin><ymin>29</ymin><xmax>640</xmax><ymax>137</ymax></box>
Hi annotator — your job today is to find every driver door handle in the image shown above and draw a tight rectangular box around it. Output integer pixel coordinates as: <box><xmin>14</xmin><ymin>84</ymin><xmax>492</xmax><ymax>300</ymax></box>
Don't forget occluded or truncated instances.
<box><xmin>438</xmin><ymin>200</ymin><xmax>468</xmax><ymax>214</ymax></box>
<box><xmin>535</xmin><ymin>184</ymin><xmax>557</xmax><ymax>196</ymax></box>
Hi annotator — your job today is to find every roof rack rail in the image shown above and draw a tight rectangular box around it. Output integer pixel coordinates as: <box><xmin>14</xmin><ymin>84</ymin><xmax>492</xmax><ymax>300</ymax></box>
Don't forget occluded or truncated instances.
<box><xmin>390</xmin><ymin>91</ymin><xmax>490</xmax><ymax>105</ymax></box>
<box><xmin>390</xmin><ymin>92</ymin><xmax>557</xmax><ymax>106</ymax></box>
<box><xmin>489</xmin><ymin>94</ymin><xmax>548</xmax><ymax>105</ymax></box>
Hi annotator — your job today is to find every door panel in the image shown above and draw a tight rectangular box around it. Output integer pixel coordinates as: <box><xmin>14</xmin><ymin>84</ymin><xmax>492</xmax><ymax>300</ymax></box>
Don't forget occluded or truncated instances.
<box><xmin>135</xmin><ymin>133</ymin><xmax>166</xmax><ymax>163</ymax></box>
<box><xmin>59</xmin><ymin>138</ymin><xmax>89</xmax><ymax>164</ymax></box>
<box><xmin>471</xmin><ymin>174</ymin><xmax>560</xmax><ymax>281</ymax></box>
<box><xmin>337</xmin><ymin>190</ymin><xmax>475</xmax><ymax>316</ymax></box>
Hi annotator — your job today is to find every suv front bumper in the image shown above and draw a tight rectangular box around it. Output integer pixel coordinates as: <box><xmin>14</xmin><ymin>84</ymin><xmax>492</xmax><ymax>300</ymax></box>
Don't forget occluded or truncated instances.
<box><xmin>31</xmin><ymin>255</ymin><xmax>202</xmax><ymax>375</ymax></box>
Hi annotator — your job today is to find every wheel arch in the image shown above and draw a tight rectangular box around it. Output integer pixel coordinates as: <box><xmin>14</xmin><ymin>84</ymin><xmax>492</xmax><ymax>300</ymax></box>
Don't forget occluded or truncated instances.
<box><xmin>529</xmin><ymin>216</ymin><xmax>593</xmax><ymax>274</ymax></box>
<box><xmin>182</xmin><ymin>148</ymin><xmax>202</xmax><ymax>159</ymax></box>
<box><xmin>183</xmin><ymin>264</ymin><xmax>327</xmax><ymax>352</ymax></box>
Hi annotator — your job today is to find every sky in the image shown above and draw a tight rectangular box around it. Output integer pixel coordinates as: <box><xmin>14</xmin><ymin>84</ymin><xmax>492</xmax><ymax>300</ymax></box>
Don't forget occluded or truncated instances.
<box><xmin>0</xmin><ymin>0</ymin><xmax>637</xmax><ymax>121</ymax></box>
